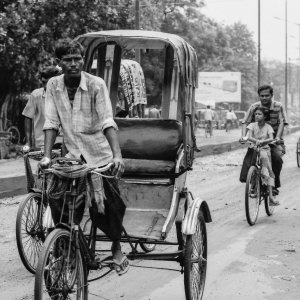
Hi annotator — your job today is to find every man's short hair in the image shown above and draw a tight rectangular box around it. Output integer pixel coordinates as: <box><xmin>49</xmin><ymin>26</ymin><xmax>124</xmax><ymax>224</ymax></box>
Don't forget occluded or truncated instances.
<box><xmin>55</xmin><ymin>38</ymin><xmax>84</xmax><ymax>60</ymax></box>
<box><xmin>40</xmin><ymin>65</ymin><xmax>60</xmax><ymax>79</ymax></box>
<box><xmin>258</xmin><ymin>84</ymin><xmax>273</xmax><ymax>96</ymax></box>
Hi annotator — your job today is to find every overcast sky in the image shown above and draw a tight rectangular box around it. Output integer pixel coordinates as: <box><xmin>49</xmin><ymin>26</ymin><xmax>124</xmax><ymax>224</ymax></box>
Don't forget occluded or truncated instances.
<box><xmin>203</xmin><ymin>0</ymin><xmax>300</xmax><ymax>63</ymax></box>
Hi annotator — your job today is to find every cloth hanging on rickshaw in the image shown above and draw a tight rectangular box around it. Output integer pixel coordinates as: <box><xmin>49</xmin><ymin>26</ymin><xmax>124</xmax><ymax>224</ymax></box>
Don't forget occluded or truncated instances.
<box><xmin>119</xmin><ymin>59</ymin><xmax>147</xmax><ymax>112</ymax></box>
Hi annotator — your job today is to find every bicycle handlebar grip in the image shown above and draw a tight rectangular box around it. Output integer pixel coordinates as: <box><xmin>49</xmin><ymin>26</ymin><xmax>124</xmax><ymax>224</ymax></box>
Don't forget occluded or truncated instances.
<box><xmin>51</xmin><ymin>157</ymin><xmax>82</xmax><ymax>165</ymax></box>
<box><xmin>92</xmin><ymin>162</ymin><xmax>114</xmax><ymax>173</ymax></box>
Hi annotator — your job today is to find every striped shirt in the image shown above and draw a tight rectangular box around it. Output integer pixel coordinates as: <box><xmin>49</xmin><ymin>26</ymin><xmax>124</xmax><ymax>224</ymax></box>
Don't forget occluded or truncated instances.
<box><xmin>44</xmin><ymin>71</ymin><xmax>118</xmax><ymax>166</ymax></box>
<box><xmin>242</xmin><ymin>100</ymin><xmax>288</xmax><ymax>135</ymax></box>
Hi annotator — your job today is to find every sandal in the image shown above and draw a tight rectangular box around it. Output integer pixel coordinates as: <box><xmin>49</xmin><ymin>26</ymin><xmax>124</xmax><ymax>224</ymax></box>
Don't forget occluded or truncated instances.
<box><xmin>269</xmin><ymin>198</ymin><xmax>280</xmax><ymax>206</ymax></box>
<box><xmin>113</xmin><ymin>256</ymin><xmax>129</xmax><ymax>276</ymax></box>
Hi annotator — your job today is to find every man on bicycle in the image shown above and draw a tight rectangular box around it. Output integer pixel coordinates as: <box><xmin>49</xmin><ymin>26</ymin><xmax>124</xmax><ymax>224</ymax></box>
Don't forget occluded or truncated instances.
<box><xmin>22</xmin><ymin>66</ymin><xmax>61</xmax><ymax>150</ymax></box>
<box><xmin>39</xmin><ymin>38</ymin><xmax>128</xmax><ymax>275</ymax></box>
<box><xmin>240</xmin><ymin>84</ymin><xmax>288</xmax><ymax>195</ymax></box>
<box><xmin>225</xmin><ymin>108</ymin><xmax>237</xmax><ymax>132</ymax></box>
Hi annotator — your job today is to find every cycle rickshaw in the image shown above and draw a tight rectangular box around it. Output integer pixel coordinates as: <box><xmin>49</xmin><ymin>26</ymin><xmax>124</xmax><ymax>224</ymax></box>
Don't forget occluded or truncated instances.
<box><xmin>34</xmin><ymin>30</ymin><xmax>212</xmax><ymax>300</ymax></box>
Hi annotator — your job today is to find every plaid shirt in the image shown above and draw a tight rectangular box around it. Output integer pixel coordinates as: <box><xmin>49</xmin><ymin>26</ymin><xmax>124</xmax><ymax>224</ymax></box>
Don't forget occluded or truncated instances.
<box><xmin>44</xmin><ymin>71</ymin><xmax>118</xmax><ymax>166</ymax></box>
<box><xmin>242</xmin><ymin>100</ymin><xmax>288</xmax><ymax>135</ymax></box>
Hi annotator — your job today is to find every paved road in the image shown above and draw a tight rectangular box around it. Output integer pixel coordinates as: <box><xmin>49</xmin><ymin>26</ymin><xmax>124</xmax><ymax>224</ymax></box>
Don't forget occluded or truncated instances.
<box><xmin>1</xmin><ymin>131</ymin><xmax>299</xmax><ymax>300</ymax></box>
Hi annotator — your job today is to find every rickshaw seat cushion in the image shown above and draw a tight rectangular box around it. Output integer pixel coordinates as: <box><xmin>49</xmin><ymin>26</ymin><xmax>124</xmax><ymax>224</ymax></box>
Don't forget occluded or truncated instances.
<box><xmin>115</xmin><ymin>118</ymin><xmax>182</xmax><ymax>161</ymax></box>
<box><xmin>123</xmin><ymin>158</ymin><xmax>175</xmax><ymax>175</ymax></box>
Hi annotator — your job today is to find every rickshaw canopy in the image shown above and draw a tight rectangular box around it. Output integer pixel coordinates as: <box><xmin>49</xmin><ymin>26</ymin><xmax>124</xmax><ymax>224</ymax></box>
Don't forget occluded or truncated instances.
<box><xmin>76</xmin><ymin>30</ymin><xmax>198</xmax><ymax>88</ymax></box>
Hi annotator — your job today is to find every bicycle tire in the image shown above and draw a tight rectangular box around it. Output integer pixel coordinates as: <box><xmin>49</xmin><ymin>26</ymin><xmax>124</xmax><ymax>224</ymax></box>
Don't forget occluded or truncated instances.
<box><xmin>264</xmin><ymin>192</ymin><xmax>275</xmax><ymax>216</ymax></box>
<box><xmin>34</xmin><ymin>228</ymin><xmax>87</xmax><ymax>300</ymax></box>
<box><xmin>245</xmin><ymin>166</ymin><xmax>260</xmax><ymax>226</ymax></box>
<box><xmin>184</xmin><ymin>210</ymin><xmax>207</xmax><ymax>300</ymax></box>
<box><xmin>7</xmin><ymin>125</ymin><xmax>20</xmax><ymax>145</ymax></box>
<box><xmin>16</xmin><ymin>192</ymin><xmax>45</xmax><ymax>274</ymax></box>
<box><xmin>297</xmin><ymin>138</ymin><xmax>300</xmax><ymax>168</ymax></box>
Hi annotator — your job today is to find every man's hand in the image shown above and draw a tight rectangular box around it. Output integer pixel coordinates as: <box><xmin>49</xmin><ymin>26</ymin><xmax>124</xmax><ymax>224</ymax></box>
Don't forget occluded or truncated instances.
<box><xmin>255</xmin><ymin>140</ymin><xmax>262</xmax><ymax>147</ymax></box>
<box><xmin>239</xmin><ymin>136</ymin><xmax>248</xmax><ymax>144</ymax></box>
<box><xmin>274</xmin><ymin>137</ymin><xmax>283</xmax><ymax>145</ymax></box>
<box><xmin>39</xmin><ymin>157</ymin><xmax>51</xmax><ymax>169</ymax></box>
<box><xmin>111</xmin><ymin>157</ymin><xmax>125</xmax><ymax>179</ymax></box>
<box><xmin>22</xmin><ymin>144</ymin><xmax>31</xmax><ymax>153</ymax></box>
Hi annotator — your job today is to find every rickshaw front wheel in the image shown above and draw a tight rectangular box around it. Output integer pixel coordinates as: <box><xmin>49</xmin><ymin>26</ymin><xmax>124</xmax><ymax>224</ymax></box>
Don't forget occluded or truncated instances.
<box><xmin>34</xmin><ymin>228</ymin><xmax>87</xmax><ymax>300</ymax></box>
<box><xmin>184</xmin><ymin>210</ymin><xmax>207</xmax><ymax>300</ymax></box>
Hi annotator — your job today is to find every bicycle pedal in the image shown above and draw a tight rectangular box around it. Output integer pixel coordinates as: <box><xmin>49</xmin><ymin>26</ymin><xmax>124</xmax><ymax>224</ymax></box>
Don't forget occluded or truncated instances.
<box><xmin>88</xmin><ymin>260</ymin><xmax>100</xmax><ymax>270</ymax></box>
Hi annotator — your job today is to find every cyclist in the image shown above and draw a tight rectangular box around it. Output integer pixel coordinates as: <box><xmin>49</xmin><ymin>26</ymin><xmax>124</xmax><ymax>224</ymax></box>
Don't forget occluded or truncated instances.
<box><xmin>203</xmin><ymin>105</ymin><xmax>214</xmax><ymax>136</ymax></box>
<box><xmin>241</xmin><ymin>107</ymin><xmax>278</xmax><ymax>205</ymax></box>
<box><xmin>39</xmin><ymin>38</ymin><xmax>128</xmax><ymax>275</ymax></box>
<box><xmin>240</xmin><ymin>84</ymin><xmax>288</xmax><ymax>196</ymax></box>
<box><xmin>22</xmin><ymin>66</ymin><xmax>61</xmax><ymax>150</ymax></box>
<box><xmin>225</xmin><ymin>108</ymin><xmax>237</xmax><ymax>132</ymax></box>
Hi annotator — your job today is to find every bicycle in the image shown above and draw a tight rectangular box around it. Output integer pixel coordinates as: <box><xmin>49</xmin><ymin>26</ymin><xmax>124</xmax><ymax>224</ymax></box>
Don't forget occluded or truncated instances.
<box><xmin>15</xmin><ymin>148</ymin><xmax>60</xmax><ymax>274</ymax></box>
<box><xmin>204</xmin><ymin>121</ymin><xmax>212</xmax><ymax>138</ymax></box>
<box><xmin>240</xmin><ymin>138</ymin><xmax>276</xmax><ymax>226</ymax></box>
<box><xmin>297</xmin><ymin>137</ymin><xmax>300</xmax><ymax>168</ymax></box>
<box><xmin>225</xmin><ymin>120</ymin><xmax>232</xmax><ymax>133</ymax></box>
<box><xmin>34</xmin><ymin>160</ymin><xmax>115</xmax><ymax>299</ymax></box>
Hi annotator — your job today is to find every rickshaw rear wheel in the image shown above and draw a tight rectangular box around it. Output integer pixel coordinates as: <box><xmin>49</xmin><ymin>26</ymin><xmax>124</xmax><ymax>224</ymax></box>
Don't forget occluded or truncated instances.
<box><xmin>16</xmin><ymin>192</ymin><xmax>45</xmax><ymax>274</ymax></box>
<box><xmin>184</xmin><ymin>210</ymin><xmax>207</xmax><ymax>300</ymax></box>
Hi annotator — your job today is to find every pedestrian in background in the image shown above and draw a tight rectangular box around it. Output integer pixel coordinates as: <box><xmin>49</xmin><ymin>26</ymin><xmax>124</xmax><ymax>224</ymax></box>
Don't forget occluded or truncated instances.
<box><xmin>204</xmin><ymin>105</ymin><xmax>214</xmax><ymax>136</ymax></box>
<box><xmin>148</xmin><ymin>105</ymin><xmax>161</xmax><ymax>118</ymax></box>
<box><xmin>22</xmin><ymin>66</ymin><xmax>60</xmax><ymax>150</ymax></box>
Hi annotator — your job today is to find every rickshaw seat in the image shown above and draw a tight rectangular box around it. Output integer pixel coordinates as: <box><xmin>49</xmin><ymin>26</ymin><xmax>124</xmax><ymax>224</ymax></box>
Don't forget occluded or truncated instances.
<box><xmin>115</xmin><ymin>118</ymin><xmax>182</xmax><ymax>175</ymax></box>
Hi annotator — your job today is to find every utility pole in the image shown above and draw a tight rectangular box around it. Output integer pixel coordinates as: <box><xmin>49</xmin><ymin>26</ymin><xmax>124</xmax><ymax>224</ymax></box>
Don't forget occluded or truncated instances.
<box><xmin>285</xmin><ymin>0</ymin><xmax>288</xmax><ymax>114</ymax></box>
<box><xmin>258</xmin><ymin>0</ymin><xmax>261</xmax><ymax>87</ymax></box>
<box><xmin>135</xmin><ymin>0</ymin><xmax>140</xmax><ymax>63</ymax></box>
<box><xmin>298</xmin><ymin>25</ymin><xmax>300</xmax><ymax>108</ymax></box>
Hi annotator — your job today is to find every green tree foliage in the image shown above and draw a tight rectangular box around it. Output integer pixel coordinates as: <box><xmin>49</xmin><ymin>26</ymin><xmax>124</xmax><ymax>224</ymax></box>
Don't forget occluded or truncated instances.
<box><xmin>0</xmin><ymin>0</ymin><xmax>134</xmax><ymax>94</ymax></box>
<box><xmin>139</xmin><ymin>2</ymin><xmax>258</xmax><ymax>110</ymax></box>
<box><xmin>0</xmin><ymin>0</ymin><xmax>259</xmax><ymax>110</ymax></box>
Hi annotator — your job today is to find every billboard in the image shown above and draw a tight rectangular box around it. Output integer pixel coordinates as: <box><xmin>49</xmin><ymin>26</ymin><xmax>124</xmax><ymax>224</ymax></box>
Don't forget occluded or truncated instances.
<box><xmin>195</xmin><ymin>72</ymin><xmax>241</xmax><ymax>108</ymax></box>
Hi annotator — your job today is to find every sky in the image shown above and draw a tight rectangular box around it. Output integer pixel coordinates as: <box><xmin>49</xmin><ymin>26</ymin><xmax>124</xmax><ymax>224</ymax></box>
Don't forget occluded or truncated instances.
<box><xmin>202</xmin><ymin>0</ymin><xmax>300</xmax><ymax>63</ymax></box>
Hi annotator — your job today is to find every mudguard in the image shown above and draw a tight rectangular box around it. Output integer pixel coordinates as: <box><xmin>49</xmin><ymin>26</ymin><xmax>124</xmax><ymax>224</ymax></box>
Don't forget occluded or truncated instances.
<box><xmin>182</xmin><ymin>197</ymin><xmax>212</xmax><ymax>235</ymax></box>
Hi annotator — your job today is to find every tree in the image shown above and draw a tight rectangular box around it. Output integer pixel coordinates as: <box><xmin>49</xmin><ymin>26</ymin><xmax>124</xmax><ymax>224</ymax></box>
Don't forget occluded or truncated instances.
<box><xmin>0</xmin><ymin>0</ymin><xmax>134</xmax><ymax>94</ymax></box>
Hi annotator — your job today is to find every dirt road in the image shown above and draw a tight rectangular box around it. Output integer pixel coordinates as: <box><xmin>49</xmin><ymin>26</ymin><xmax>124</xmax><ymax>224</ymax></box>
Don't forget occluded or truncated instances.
<box><xmin>0</xmin><ymin>132</ymin><xmax>299</xmax><ymax>300</ymax></box>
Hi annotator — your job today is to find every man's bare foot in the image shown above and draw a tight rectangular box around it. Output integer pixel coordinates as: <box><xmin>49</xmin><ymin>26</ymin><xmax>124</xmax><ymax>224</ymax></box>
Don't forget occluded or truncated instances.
<box><xmin>111</xmin><ymin>242</ymin><xmax>129</xmax><ymax>275</ymax></box>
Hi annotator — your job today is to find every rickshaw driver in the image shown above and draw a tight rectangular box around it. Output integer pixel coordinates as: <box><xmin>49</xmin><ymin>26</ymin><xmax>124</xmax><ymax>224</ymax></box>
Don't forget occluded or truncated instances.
<box><xmin>39</xmin><ymin>39</ymin><xmax>129</xmax><ymax>275</ymax></box>
<box><xmin>240</xmin><ymin>84</ymin><xmax>288</xmax><ymax>195</ymax></box>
